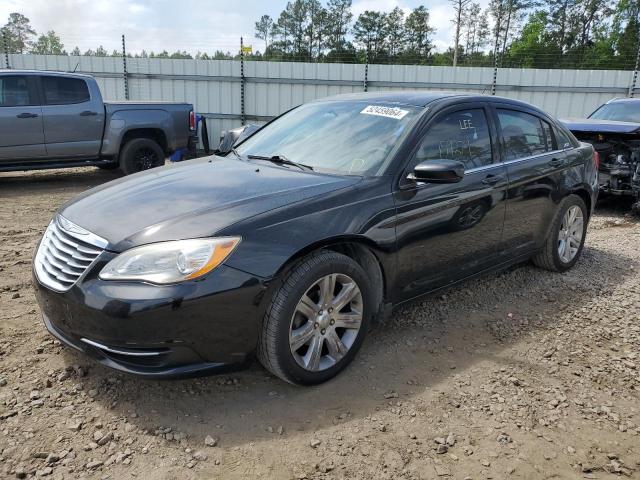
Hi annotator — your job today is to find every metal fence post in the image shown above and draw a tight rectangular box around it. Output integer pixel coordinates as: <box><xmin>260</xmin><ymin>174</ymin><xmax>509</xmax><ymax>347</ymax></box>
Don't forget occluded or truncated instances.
<box><xmin>2</xmin><ymin>30</ymin><xmax>10</xmax><ymax>69</ymax></box>
<box><xmin>491</xmin><ymin>2</ymin><xmax>503</xmax><ymax>96</ymax></box>
<box><xmin>629</xmin><ymin>36</ymin><xmax>640</xmax><ymax>98</ymax></box>
<box><xmin>364</xmin><ymin>49</ymin><xmax>369</xmax><ymax>92</ymax></box>
<box><xmin>240</xmin><ymin>37</ymin><xmax>246</xmax><ymax>126</ymax></box>
<box><xmin>122</xmin><ymin>34</ymin><xmax>129</xmax><ymax>100</ymax></box>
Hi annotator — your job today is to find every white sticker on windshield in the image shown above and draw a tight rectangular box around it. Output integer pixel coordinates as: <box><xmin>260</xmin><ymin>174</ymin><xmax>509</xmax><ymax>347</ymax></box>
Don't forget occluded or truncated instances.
<box><xmin>360</xmin><ymin>105</ymin><xmax>409</xmax><ymax>120</ymax></box>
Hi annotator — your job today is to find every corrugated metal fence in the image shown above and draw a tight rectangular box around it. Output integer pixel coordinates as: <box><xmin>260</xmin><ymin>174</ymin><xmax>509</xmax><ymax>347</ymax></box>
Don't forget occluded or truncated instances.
<box><xmin>8</xmin><ymin>54</ymin><xmax>639</xmax><ymax>148</ymax></box>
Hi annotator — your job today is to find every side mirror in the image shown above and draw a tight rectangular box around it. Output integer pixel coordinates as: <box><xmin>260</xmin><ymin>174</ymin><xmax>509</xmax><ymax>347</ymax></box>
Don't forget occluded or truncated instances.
<box><xmin>408</xmin><ymin>159</ymin><xmax>465</xmax><ymax>184</ymax></box>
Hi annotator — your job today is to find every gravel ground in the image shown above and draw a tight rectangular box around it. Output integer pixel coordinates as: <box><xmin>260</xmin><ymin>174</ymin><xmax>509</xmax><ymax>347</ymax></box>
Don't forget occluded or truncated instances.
<box><xmin>0</xmin><ymin>167</ymin><xmax>639</xmax><ymax>480</ymax></box>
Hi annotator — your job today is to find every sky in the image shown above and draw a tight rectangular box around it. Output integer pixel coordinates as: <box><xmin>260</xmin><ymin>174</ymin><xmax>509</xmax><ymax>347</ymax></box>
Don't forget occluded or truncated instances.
<box><xmin>0</xmin><ymin>0</ymin><xmax>490</xmax><ymax>55</ymax></box>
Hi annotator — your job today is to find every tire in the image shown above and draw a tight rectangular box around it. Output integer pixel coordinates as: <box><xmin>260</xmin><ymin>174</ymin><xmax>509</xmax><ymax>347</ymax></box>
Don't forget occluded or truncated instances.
<box><xmin>532</xmin><ymin>194</ymin><xmax>588</xmax><ymax>272</ymax></box>
<box><xmin>119</xmin><ymin>138</ymin><xmax>165</xmax><ymax>175</ymax></box>
<box><xmin>258</xmin><ymin>250</ymin><xmax>373</xmax><ymax>386</ymax></box>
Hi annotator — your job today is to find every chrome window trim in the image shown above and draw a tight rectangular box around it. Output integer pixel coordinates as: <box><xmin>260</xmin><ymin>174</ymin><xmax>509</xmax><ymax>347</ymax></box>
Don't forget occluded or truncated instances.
<box><xmin>464</xmin><ymin>148</ymin><xmax>566</xmax><ymax>175</ymax></box>
<box><xmin>464</xmin><ymin>163</ymin><xmax>505</xmax><ymax>174</ymax></box>
<box><xmin>501</xmin><ymin>148</ymin><xmax>565</xmax><ymax>167</ymax></box>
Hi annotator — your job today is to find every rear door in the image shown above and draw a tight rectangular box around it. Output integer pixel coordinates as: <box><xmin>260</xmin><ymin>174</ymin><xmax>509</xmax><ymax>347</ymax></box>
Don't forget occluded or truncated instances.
<box><xmin>393</xmin><ymin>103</ymin><xmax>508</xmax><ymax>301</ymax></box>
<box><xmin>0</xmin><ymin>74</ymin><xmax>46</xmax><ymax>161</ymax></box>
<box><xmin>493</xmin><ymin>106</ymin><xmax>566</xmax><ymax>258</ymax></box>
<box><xmin>40</xmin><ymin>75</ymin><xmax>104</xmax><ymax>158</ymax></box>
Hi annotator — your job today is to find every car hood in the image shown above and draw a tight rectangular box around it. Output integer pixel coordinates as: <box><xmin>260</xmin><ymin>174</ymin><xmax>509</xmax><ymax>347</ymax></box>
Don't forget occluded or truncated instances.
<box><xmin>561</xmin><ymin>118</ymin><xmax>640</xmax><ymax>135</ymax></box>
<box><xmin>59</xmin><ymin>156</ymin><xmax>359</xmax><ymax>252</ymax></box>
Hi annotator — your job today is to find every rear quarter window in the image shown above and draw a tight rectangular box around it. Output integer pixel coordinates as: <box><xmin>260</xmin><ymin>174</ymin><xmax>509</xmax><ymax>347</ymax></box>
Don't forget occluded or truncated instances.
<box><xmin>42</xmin><ymin>76</ymin><xmax>90</xmax><ymax>105</ymax></box>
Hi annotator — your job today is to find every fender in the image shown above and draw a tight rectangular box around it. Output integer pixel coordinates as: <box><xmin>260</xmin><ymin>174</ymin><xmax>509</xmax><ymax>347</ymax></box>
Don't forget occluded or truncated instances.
<box><xmin>100</xmin><ymin>109</ymin><xmax>175</xmax><ymax>156</ymax></box>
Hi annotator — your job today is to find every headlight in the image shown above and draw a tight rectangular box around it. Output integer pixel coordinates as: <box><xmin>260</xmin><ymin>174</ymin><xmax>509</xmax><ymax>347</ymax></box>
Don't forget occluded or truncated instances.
<box><xmin>99</xmin><ymin>237</ymin><xmax>240</xmax><ymax>284</ymax></box>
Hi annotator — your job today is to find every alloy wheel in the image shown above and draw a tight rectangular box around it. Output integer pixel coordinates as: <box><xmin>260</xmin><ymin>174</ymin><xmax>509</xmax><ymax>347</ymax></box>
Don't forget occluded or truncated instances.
<box><xmin>133</xmin><ymin>147</ymin><xmax>159</xmax><ymax>171</ymax></box>
<box><xmin>289</xmin><ymin>273</ymin><xmax>363</xmax><ymax>372</ymax></box>
<box><xmin>557</xmin><ymin>205</ymin><xmax>584</xmax><ymax>263</ymax></box>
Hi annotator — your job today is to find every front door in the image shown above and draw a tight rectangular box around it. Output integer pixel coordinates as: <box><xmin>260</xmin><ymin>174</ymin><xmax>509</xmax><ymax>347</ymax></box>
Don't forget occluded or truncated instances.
<box><xmin>393</xmin><ymin>104</ymin><xmax>508</xmax><ymax>302</ymax></box>
<box><xmin>0</xmin><ymin>75</ymin><xmax>46</xmax><ymax>161</ymax></box>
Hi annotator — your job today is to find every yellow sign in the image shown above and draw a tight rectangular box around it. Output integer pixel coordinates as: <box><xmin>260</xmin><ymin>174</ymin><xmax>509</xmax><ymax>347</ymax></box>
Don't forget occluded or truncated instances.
<box><xmin>241</xmin><ymin>45</ymin><xmax>252</xmax><ymax>54</ymax></box>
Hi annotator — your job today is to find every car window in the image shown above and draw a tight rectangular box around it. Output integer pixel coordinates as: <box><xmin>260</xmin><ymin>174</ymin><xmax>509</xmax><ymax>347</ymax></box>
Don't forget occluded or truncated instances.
<box><xmin>236</xmin><ymin>101</ymin><xmax>421</xmax><ymax>176</ymax></box>
<box><xmin>412</xmin><ymin>108</ymin><xmax>493</xmax><ymax>170</ymax></box>
<box><xmin>590</xmin><ymin>102</ymin><xmax>640</xmax><ymax>123</ymax></box>
<box><xmin>0</xmin><ymin>76</ymin><xmax>33</xmax><ymax>107</ymax></box>
<box><xmin>555</xmin><ymin>128</ymin><xmax>572</xmax><ymax>148</ymax></box>
<box><xmin>541</xmin><ymin>120</ymin><xmax>556</xmax><ymax>150</ymax></box>
<box><xmin>42</xmin><ymin>76</ymin><xmax>90</xmax><ymax>105</ymax></box>
<box><xmin>497</xmin><ymin>109</ymin><xmax>553</xmax><ymax>160</ymax></box>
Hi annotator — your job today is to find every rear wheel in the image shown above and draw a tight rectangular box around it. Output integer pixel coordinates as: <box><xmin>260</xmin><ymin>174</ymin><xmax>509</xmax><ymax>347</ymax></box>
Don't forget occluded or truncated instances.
<box><xmin>532</xmin><ymin>194</ymin><xmax>587</xmax><ymax>272</ymax></box>
<box><xmin>119</xmin><ymin>138</ymin><xmax>165</xmax><ymax>175</ymax></box>
<box><xmin>258</xmin><ymin>251</ymin><xmax>372</xmax><ymax>385</ymax></box>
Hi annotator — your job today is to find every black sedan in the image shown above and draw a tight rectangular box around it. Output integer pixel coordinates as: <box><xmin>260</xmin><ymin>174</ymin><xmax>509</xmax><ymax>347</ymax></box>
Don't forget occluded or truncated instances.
<box><xmin>33</xmin><ymin>92</ymin><xmax>598</xmax><ymax>385</ymax></box>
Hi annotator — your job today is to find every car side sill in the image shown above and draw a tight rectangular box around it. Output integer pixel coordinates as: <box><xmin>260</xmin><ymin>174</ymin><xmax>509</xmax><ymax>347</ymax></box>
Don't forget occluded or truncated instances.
<box><xmin>392</xmin><ymin>251</ymin><xmax>537</xmax><ymax>311</ymax></box>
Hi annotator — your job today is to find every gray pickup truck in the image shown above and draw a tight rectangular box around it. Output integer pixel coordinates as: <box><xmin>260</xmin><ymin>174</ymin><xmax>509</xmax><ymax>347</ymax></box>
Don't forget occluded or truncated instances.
<box><xmin>0</xmin><ymin>70</ymin><xmax>197</xmax><ymax>175</ymax></box>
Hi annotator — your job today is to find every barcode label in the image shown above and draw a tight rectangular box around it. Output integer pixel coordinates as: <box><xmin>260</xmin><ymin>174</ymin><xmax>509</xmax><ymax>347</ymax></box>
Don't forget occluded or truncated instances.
<box><xmin>360</xmin><ymin>105</ymin><xmax>409</xmax><ymax>120</ymax></box>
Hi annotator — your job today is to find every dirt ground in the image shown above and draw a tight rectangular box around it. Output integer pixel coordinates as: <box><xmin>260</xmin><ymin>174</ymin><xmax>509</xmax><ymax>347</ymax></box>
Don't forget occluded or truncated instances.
<box><xmin>0</xmin><ymin>167</ymin><xmax>639</xmax><ymax>480</ymax></box>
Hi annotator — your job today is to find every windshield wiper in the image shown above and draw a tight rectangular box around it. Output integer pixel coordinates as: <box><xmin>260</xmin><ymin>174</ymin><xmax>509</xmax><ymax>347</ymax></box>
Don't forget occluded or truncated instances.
<box><xmin>247</xmin><ymin>154</ymin><xmax>314</xmax><ymax>171</ymax></box>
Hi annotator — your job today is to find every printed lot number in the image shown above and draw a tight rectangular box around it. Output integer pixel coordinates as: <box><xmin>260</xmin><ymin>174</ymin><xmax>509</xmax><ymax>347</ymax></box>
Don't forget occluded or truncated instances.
<box><xmin>361</xmin><ymin>105</ymin><xmax>409</xmax><ymax>120</ymax></box>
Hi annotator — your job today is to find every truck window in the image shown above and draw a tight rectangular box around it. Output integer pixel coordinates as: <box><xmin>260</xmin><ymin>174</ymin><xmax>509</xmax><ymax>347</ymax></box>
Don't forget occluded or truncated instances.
<box><xmin>0</xmin><ymin>76</ymin><xmax>33</xmax><ymax>107</ymax></box>
<box><xmin>42</xmin><ymin>77</ymin><xmax>90</xmax><ymax>105</ymax></box>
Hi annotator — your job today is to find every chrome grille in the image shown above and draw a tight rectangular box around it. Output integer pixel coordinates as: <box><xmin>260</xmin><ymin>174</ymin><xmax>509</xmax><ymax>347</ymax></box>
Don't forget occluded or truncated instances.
<box><xmin>34</xmin><ymin>215</ymin><xmax>108</xmax><ymax>292</ymax></box>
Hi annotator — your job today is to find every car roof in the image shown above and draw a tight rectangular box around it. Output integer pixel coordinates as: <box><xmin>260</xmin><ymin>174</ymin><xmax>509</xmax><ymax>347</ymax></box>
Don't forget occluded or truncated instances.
<box><xmin>605</xmin><ymin>97</ymin><xmax>640</xmax><ymax>105</ymax></box>
<box><xmin>0</xmin><ymin>69</ymin><xmax>93</xmax><ymax>79</ymax></box>
<box><xmin>315</xmin><ymin>90</ymin><xmax>547</xmax><ymax>112</ymax></box>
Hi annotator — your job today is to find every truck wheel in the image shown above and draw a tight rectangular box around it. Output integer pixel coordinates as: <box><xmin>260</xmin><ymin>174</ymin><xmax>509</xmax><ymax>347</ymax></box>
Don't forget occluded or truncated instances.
<box><xmin>258</xmin><ymin>250</ymin><xmax>373</xmax><ymax>386</ymax></box>
<box><xmin>532</xmin><ymin>194</ymin><xmax>588</xmax><ymax>272</ymax></box>
<box><xmin>119</xmin><ymin>138</ymin><xmax>165</xmax><ymax>175</ymax></box>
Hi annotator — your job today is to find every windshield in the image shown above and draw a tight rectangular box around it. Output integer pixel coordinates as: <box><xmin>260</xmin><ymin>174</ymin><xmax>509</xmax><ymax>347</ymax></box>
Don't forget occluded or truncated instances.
<box><xmin>589</xmin><ymin>102</ymin><xmax>640</xmax><ymax>123</ymax></box>
<box><xmin>235</xmin><ymin>101</ymin><xmax>421</xmax><ymax>175</ymax></box>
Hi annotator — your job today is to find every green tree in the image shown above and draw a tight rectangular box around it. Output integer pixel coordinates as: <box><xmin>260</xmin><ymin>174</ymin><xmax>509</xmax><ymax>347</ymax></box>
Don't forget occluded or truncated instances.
<box><xmin>405</xmin><ymin>6</ymin><xmax>435</xmax><ymax>59</ymax></box>
<box><xmin>70</xmin><ymin>46</ymin><xmax>81</xmax><ymax>56</ymax></box>
<box><xmin>2</xmin><ymin>12</ymin><xmax>36</xmax><ymax>53</ymax></box>
<box><xmin>506</xmin><ymin>10</ymin><xmax>559</xmax><ymax>67</ymax></box>
<box><xmin>463</xmin><ymin>3</ymin><xmax>490</xmax><ymax>58</ymax></box>
<box><xmin>255</xmin><ymin>15</ymin><xmax>275</xmax><ymax>53</ymax></box>
<box><xmin>451</xmin><ymin>0</ymin><xmax>471</xmax><ymax>66</ymax></box>
<box><xmin>385</xmin><ymin>7</ymin><xmax>406</xmax><ymax>58</ymax></box>
<box><xmin>353</xmin><ymin>10</ymin><xmax>388</xmax><ymax>60</ymax></box>
<box><xmin>612</xmin><ymin>0</ymin><xmax>639</xmax><ymax>66</ymax></box>
<box><xmin>31</xmin><ymin>30</ymin><xmax>66</xmax><ymax>55</ymax></box>
<box><xmin>325</xmin><ymin>0</ymin><xmax>352</xmax><ymax>52</ymax></box>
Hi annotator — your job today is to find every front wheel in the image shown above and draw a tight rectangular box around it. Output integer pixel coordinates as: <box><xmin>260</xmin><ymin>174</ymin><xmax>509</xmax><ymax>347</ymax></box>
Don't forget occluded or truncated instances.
<box><xmin>119</xmin><ymin>138</ymin><xmax>165</xmax><ymax>175</ymax></box>
<box><xmin>258</xmin><ymin>251</ymin><xmax>373</xmax><ymax>385</ymax></box>
<box><xmin>532</xmin><ymin>194</ymin><xmax>588</xmax><ymax>272</ymax></box>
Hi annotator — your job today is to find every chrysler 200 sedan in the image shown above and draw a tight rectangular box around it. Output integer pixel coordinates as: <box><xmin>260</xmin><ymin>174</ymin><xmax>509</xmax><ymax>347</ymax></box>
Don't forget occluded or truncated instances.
<box><xmin>33</xmin><ymin>92</ymin><xmax>598</xmax><ymax>385</ymax></box>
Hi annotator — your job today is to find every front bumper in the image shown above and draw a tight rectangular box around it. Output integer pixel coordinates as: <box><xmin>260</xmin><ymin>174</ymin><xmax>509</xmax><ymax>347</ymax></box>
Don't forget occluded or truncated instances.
<box><xmin>33</xmin><ymin>262</ymin><xmax>267</xmax><ymax>378</ymax></box>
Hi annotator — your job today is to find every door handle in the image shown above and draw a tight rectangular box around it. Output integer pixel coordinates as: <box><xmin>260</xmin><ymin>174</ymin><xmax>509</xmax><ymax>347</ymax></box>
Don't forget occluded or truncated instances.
<box><xmin>80</xmin><ymin>110</ymin><xmax>98</xmax><ymax>116</ymax></box>
<box><xmin>16</xmin><ymin>112</ymin><xmax>38</xmax><ymax>118</ymax></box>
<box><xmin>548</xmin><ymin>158</ymin><xmax>566</xmax><ymax>167</ymax></box>
<box><xmin>481</xmin><ymin>174</ymin><xmax>504</xmax><ymax>185</ymax></box>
